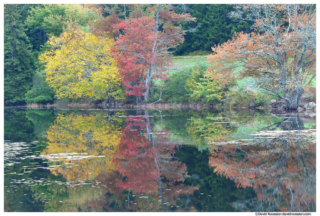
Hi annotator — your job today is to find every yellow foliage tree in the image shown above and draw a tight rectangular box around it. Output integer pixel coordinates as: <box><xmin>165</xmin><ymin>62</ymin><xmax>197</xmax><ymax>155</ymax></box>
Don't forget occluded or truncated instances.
<box><xmin>42</xmin><ymin>113</ymin><xmax>123</xmax><ymax>181</ymax></box>
<box><xmin>39</xmin><ymin>27</ymin><xmax>123</xmax><ymax>100</ymax></box>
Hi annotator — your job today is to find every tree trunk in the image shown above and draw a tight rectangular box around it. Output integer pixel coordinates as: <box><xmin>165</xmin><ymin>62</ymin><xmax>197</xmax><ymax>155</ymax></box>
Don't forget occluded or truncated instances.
<box><xmin>144</xmin><ymin>68</ymin><xmax>151</xmax><ymax>101</ymax></box>
<box><xmin>144</xmin><ymin>6</ymin><xmax>161</xmax><ymax>102</ymax></box>
<box><xmin>136</xmin><ymin>96</ymin><xmax>142</xmax><ymax>105</ymax></box>
<box><xmin>285</xmin><ymin>88</ymin><xmax>304</xmax><ymax>110</ymax></box>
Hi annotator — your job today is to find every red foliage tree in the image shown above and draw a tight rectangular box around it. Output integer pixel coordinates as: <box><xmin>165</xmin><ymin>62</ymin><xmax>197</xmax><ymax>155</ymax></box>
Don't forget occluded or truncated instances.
<box><xmin>112</xmin><ymin>17</ymin><xmax>157</xmax><ymax>103</ymax></box>
<box><xmin>91</xmin><ymin>5</ymin><xmax>195</xmax><ymax>103</ymax></box>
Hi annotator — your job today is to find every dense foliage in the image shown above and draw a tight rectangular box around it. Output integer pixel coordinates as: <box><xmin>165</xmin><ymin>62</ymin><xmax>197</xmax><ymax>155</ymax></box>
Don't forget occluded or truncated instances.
<box><xmin>25</xmin><ymin>71</ymin><xmax>55</xmax><ymax>104</ymax></box>
<box><xmin>149</xmin><ymin>64</ymin><xmax>209</xmax><ymax>103</ymax></box>
<box><xmin>206</xmin><ymin>5</ymin><xmax>316</xmax><ymax>109</ymax></box>
<box><xmin>174</xmin><ymin>4</ymin><xmax>253</xmax><ymax>56</ymax></box>
<box><xmin>39</xmin><ymin>27</ymin><xmax>123</xmax><ymax>100</ymax></box>
<box><xmin>4</xmin><ymin>4</ymin><xmax>316</xmax><ymax>108</ymax></box>
<box><xmin>4</xmin><ymin>5</ymin><xmax>35</xmax><ymax>105</ymax></box>
<box><xmin>26</xmin><ymin>4</ymin><xmax>99</xmax><ymax>53</ymax></box>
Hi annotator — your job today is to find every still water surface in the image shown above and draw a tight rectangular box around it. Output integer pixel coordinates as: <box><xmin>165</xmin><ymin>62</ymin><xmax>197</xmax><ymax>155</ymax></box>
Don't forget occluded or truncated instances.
<box><xmin>4</xmin><ymin>108</ymin><xmax>316</xmax><ymax>212</ymax></box>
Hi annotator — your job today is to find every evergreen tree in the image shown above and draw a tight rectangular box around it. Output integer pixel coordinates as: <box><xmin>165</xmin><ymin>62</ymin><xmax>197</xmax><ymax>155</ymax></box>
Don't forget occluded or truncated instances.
<box><xmin>174</xmin><ymin>4</ymin><xmax>253</xmax><ymax>55</ymax></box>
<box><xmin>4</xmin><ymin>4</ymin><xmax>35</xmax><ymax>105</ymax></box>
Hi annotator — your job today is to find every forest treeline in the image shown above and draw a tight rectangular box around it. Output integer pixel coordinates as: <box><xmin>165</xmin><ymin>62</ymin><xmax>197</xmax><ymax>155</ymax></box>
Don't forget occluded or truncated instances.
<box><xmin>4</xmin><ymin>4</ymin><xmax>316</xmax><ymax>110</ymax></box>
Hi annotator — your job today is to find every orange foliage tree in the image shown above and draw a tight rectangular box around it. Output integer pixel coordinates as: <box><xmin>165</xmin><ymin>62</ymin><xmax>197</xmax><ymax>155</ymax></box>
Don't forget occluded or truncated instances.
<box><xmin>206</xmin><ymin>5</ymin><xmax>316</xmax><ymax>109</ymax></box>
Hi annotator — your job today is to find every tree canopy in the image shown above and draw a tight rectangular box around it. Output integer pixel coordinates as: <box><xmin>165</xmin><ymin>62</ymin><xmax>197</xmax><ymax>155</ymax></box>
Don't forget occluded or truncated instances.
<box><xmin>39</xmin><ymin>27</ymin><xmax>123</xmax><ymax>100</ymax></box>
<box><xmin>206</xmin><ymin>4</ymin><xmax>316</xmax><ymax>109</ymax></box>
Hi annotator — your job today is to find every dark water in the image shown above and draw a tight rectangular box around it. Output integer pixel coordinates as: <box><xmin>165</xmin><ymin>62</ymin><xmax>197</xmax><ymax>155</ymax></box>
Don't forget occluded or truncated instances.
<box><xmin>4</xmin><ymin>108</ymin><xmax>316</xmax><ymax>212</ymax></box>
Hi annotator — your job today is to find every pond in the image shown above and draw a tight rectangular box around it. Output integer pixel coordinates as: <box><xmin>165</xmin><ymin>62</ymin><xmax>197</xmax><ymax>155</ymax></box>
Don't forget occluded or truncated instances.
<box><xmin>4</xmin><ymin>108</ymin><xmax>316</xmax><ymax>212</ymax></box>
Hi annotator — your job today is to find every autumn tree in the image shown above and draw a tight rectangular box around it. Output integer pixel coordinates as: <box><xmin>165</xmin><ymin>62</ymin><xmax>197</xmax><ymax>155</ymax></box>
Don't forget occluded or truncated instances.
<box><xmin>88</xmin><ymin>4</ymin><xmax>124</xmax><ymax>39</ymax></box>
<box><xmin>39</xmin><ymin>27</ymin><xmax>123</xmax><ymax>100</ymax></box>
<box><xmin>112</xmin><ymin>17</ymin><xmax>157</xmax><ymax>104</ymax></box>
<box><xmin>207</xmin><ymin>4</ymin><xmax>316</xmax><ymax>110</ymax></box>
<box><xmin>186</xmin><ymin>65</ymin><xmax>227</xmax><ymax>103</ymax></box>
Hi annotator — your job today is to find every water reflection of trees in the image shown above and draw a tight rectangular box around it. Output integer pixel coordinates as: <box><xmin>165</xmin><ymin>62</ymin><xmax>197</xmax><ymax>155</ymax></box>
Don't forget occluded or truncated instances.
<box><xmin>40</xmin><ymin>111</ymin><xmax>199</xmax><ymax>211</ymax></box>
<box><xmin>42</xmin><ymin>113</ymin><xmax>124</xmax><ymax>181</ymax></box>
<box><xmin>209</xmin><ymin>116</ymin><xmax>316</xmax><ymax>212</ymax></box>
<box><xmin>6</xmin><ymin>109</ymin><xmax>315</xmax><ymax>212</ymax></box>
<box><xmin>186</xmin><ymin>113</ymin><xmax>236</xmax><ymax>147</ymax></box>
<box><xmin>184</xmin><ymin>110</ymin><xmax>285</xmax><ymax>150</ymax></box>
<box><xmin>98</xmin><ymin>112</ymin><xmax>199</xmax><ymax>211</ymax></box>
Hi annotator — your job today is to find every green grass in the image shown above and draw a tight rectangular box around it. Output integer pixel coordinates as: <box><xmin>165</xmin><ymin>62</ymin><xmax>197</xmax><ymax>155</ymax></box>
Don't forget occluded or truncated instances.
<box><xmin>153</xmin><ymin>56</ymin><xmax>209</xmax><ymax>86</ymax></box>
<box><xmin>172</xmin><ymin>56</ymin><xmax>209</xmax><ymax>69</ymax></box>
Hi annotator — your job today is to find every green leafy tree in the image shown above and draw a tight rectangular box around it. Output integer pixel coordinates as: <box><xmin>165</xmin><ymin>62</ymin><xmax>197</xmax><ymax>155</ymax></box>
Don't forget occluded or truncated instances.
<box><xmin>186</xmin><ymin>64</ymin><xmax>228</xmax><ymax>103</ymax></box>
<box><xmin>26</xmin><ymin>4</ymin><xmax>99</xmax><ymax>53</ymax></box>
<box><xmin>4</xmin><ymin>4</ymin><xmax>35</xmax><ymax>105</ymax></box>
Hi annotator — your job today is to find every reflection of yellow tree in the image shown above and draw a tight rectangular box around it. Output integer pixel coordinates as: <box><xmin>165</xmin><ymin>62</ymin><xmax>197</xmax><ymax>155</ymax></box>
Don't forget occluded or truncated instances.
<box><xmin>186</xmin><ymin>114</ymin><xmax>235</xmax><ymax>149</ymax></box>
<box><xmin>30</xmin><ymin>180</ymin><xmax>105</xmax><ymax>212</ymax></box>
<box><xmin>42</xmin><ymin>113</ymin><xmax>123</xmax><ymax>181</ymax></box>
<box><xmin>209</xmin><ymin>131</ymin><xmax>316</xmax><ymax>212</ymax></box>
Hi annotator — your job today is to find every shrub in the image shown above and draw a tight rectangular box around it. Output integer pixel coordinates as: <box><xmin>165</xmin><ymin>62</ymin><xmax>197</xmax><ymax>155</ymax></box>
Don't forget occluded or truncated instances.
<box><xmin>25</xmin><ymin>71</ymin><xmax>55</xmax><ymax>104</ymax></box>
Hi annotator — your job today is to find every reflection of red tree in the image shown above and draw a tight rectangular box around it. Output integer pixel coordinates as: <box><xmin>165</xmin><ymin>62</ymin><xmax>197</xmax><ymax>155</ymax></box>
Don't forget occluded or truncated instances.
<box><xmin>209</xmin><ymin>132</ymin><xmax>316</xmax><ymax>212</ymax></box>
<box><xmin>113</xmin><ymin>116</ymin><xmax>188</xmax><ymax>194</ymax></box>
<box><xmin>113</xmin><ymin>116</ymin><xmax>158</xmax><ymax>193</ymax></box>
<box><xmin>82</xmin><ymin>116</ymin><xmax>198</xmax><ymax>211</ymax></box>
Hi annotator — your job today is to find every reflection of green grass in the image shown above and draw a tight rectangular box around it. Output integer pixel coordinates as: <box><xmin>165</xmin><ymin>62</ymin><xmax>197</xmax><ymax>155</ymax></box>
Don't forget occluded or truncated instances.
<box><xmin>311</xmin><ymin>79</ymin><xmax>316</xmax><ymax>88</ymax></box>
<box><xmin>231</xmin><ymin>115</ymin><xmax>284</xmax><ymax>140</ymax></box>
<box><xmin>303</xmin><ymin>122</ymin><xmax>316</xmax><ymax>129</ymax></box>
